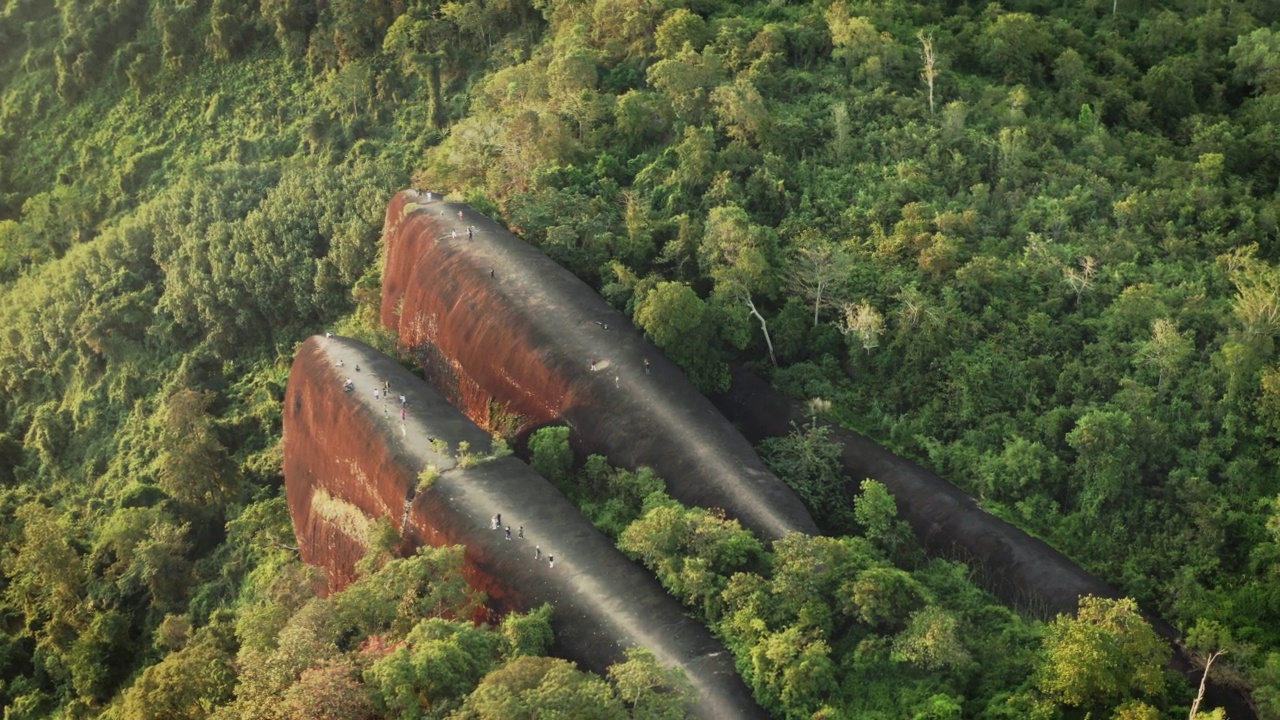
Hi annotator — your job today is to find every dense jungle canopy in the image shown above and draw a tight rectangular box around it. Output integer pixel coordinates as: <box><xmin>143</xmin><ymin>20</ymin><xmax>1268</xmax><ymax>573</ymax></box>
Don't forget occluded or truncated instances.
<box><xmin>0</xmin><ymin>0</ymin><xmax>1278</xmax><ymax>717</ymax></box>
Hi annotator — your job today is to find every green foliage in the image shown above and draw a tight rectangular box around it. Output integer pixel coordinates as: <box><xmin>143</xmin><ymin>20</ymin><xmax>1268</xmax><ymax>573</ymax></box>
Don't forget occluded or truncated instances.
<box><xmin>1035</xmin><ymin>596</ymin><xmax>1167</xmax><ymax>710</ymax></box>
<box><xmin>158</xmin><ymin>389</ymin><xmax>239</xmax><ymax>507</ymax></box>
<box><xmin>853</xmin><ymin>479</ymin><xmax>914</xmax><ymax>561</ymax></box>
<box><xmin>339</xmin><ymin>545</ymin><xmax>483</xmax><ymax>639</ymax></box>
<box><xmin>5</xmin><ymin>0</ymin><xmax>1280</xmax><ymax>713</ymax></box>
<box><xmin>529</xmin><ymin>425</ymin><xmax>574</xmax><ymax>485</ymax></box>
<box><xmin>365</xmin><ymin>619</ymin><xmax>502</xmax><ymax>719</ymax></box>
<box><xmin>891</xmin><ymin>606</ymin><xmax>971</xmax><ymax>672</ymax></box>
<box><xmin>606</xmin><ymin>647</ymin><xmax>695</xmax><ymax>720</ymax></box>
<box><xmin>1230</xmin><ymin>28</ymin><xmax>1280</xmax><ymax>95</ymax></box>
<box><xmin>499</xmin><ymin>604</ymin><xmax>555</xmax><ymax>659</ymax></box>
<box><xmin>118</xmin><ymin>616</ymin><xmax>237</xmax><ymax>720</ymax></box>
<box><xmin>760</xmin><ymin>423</ymin><xmax>851</xmax><ymax>531</ymax></box>
<box><xmin>842</xmin><ymin>566</ymin><xmax>925</xmax><ymax>631</ymax></box>
<box><xmin>458</xmin><ymin>656</ymin><xmax>628</xmax><ymax>720</ymax></box>
<box><xmin>618</xmin><ymin>500</ymin><xmax>763</xmax><ymax>620</ymax></box>
<box><xmin>634</xmin><ymin>281</ymin><xmax>728</xmax><ymax>392</ymax></box>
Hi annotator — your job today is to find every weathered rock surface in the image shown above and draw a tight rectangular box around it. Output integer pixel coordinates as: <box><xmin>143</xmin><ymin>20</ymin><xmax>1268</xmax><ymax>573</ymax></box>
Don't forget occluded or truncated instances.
<box><xmin>380</xmin><ymin>189</ymin><xmax>819</xmax><ymax>543</ymax></box>
<box><xmin>284</xmin><ymin>335</ymin><xmax>766</xmax><ymax>720</ymax></box>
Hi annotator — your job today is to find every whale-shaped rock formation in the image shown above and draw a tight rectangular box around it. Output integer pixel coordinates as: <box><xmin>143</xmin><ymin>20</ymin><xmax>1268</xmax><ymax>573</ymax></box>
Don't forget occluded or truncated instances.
<box><xmin>380</xmin><ymin>189</ymin><xmax>819</xmax><ymax>543</ymax></box>
<box><xmin>283</xmin><ymin>335</ymin><xmax>767</xmax><ymax>720</ymax></box>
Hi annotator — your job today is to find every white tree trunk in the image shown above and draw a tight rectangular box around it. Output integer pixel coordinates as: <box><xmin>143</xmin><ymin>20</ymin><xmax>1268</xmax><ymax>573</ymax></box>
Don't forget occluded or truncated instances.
<box><xmin>745</xmin><ymin>295</ymin><xmax>777</xmax><ymax>366</ymax></box>
<box><xmin>1188</xmin><ymin>650</ymin><xmax>1224</xmax><ymax>719</ymax></box>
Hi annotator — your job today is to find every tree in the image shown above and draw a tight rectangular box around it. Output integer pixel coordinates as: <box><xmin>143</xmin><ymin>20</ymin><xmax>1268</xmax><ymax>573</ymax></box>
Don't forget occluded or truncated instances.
<box><xmin>825</xmin><ymin>5</ymin><xmax>889</xmax><ymax>78</ymax></box>
<box><xmin>1226</xmin><ymin>255</ymin><xmax>1280</xmax><ymax>341</ymax></box>
<box><xmin>917</xmin><ymin>31</ymin><xmax>938</xmax><ymax>115</ymax></box>
<box><xmin>153</xmin><ymin>0</ymin><xmax>199</xmax><ymax>70</ymax></box>
<box><xmin>838</xmin><ymin>300</ymin><xmax>884</xmax><ymax>352</ymax></box>
<box><xmin>654</xmin><ymin>9</ymin><xmax>708</xmax><ymax>59</ymax></box>
<box><xmin>1062</xmin><ymin>255</ymin><xmax>1098</xmax><ymax>306</ymax></box>
<box><xmin>4</xmin><ymin>503</ymin><xmax>87</xmax><ymax>651</ymax></box>
<box><xmin>118</xmin><ymin>619</ymin><xmax>237</xmax><ymax>720</ymax></box>
<box><xmin>829</xmin><ymin>101</ymin><xmax>852</xmax><ymax>162</ymax></box>
<box><xmin>92</xmin><ymin>507</ymin><xmax>191</xmax><ymax>613</ymax></box>
<box><xmin>499</xmin><ymin>605</ymin><xmax>554</xmax><ymax>659</ymax></box>
<box><xmin>207</xmin><ymin>0</ymin><xmax>258</xmax><ymax>61</ymax></box>
<box><xmin>1065</xmin><ymin>409</ymin><xmax>1139</xmax><ymax>519</ymax></box>
<box><xmin>606</xmin><ymin>648</ymin><xmax>694</xmax><ymax>720</ymax></box>
<box><xmin>842</xmin><ymin>566</ymin><xmax>925</xmax><ymax>630</ymax></box>
<box><xmin>458</xmin><ymin>656</ymin><xmax>627</xmax><ymax>719</ymax></box>
<box><xmin>1113</xmin><ymin>700</ymin><xmax>1162</xmax><ymax>719</ymax></box>
<box><xmin>1136</xmin><ymin>318</ymin><xmax>1193</xmax><ymax>391</ymax></box>
<box><xmin>335</xmin><ymin>545</ymin><xmax>482</xmax><ymax>639</ymax></box>
<box><xmin>645</xmin><ymin>46</ymin><xmax>724</xmax><ymax>125</ymax></box>
<box><xmin>891</xmin><ymin>606</ymin><xmax>970</xmax><ymax>671</ymax></box>
<box><xmin>702</xmin><ymin>205</ymin><xmax>780</xmax><ymax>365</ymax></box>
<box><xmin>710</xmin><ymin>77</ymin><xmax>770</xmax><ymax>145</ymax></box>
<box><xmin>618</xmin><ymin>503</ymin><xmax>762</xmax><ymax>618</ymax></box>
<box><xmin>280</xmin><ymin>659</ymin><xmax>372</xmax><ymax>720</ymax></box>
<box><xmin>634</xmin><ymin>281</ymin><xmax>728</xmax><ymax>392</ymax></box>
<box><xmin>766</xmin><ymin>534</ymin><xmax>875</xmax><ymax>636</ymax></box>
<box><xmin>853</xmin><ymin>479</ymin><xmax>912</xmax><ymax>558</ymax></box>
<box><xmin>1230</xmin><ymin>28</ymin><xmax>1280</xmax><ymax>95</ymax></box>
<box><xmin>760</xmin><ymin>424</ymin><xmax>849</xmax><ymax>529</ymax></box>
<box><xmin>749</xmin><ymin>626</ymin><xmax>836</xmax><ymax>718</ymax></box>
<box><xmin>1184</xmin><ymin>621</ymin><xmax>1236</xmax><ymax>720</ymax></box>
<box><xmin>365</xmin><ymin>618</ymin><xmax>501</xmax><ymax>719</ymax></box>
<box><xmin>1143</xmin><ymin>59</ymin><xmax>1196</xmax><ymax>124</ymax></box>
<box><xmin>785</xmin><ymin>230</ymin><xmax>854</xmax><ymax>328</ymax></box>
<box><xmin>1036</xmin><ymin>596</ymin><xmax>1167</xmax><ymax>708</ymax></box>
<box><xmin>157</xmin><ymin>389</ymin><xmax>239</xmax><ymax>507</ymax></box>
<box><xmin>260</xmin><ymin>0</ymin><xmax>315</xmax><ymax>59</ymax></box>
<box><xmin>528</xmin><ymin>426</ymin><xmax>573</xmax><ymax>485</ymax></box>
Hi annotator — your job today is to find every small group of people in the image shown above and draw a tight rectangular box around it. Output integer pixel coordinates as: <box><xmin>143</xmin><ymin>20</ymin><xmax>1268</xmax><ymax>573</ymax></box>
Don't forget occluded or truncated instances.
<box><xmin>491</xmin><ymin>513</ymin><xmax>553</xmax><ymax>568</ymax></box>
<box><xmin>448</xmin><ymin>226</ymin><xmax>476</xmax><ymax>241</ymax></box>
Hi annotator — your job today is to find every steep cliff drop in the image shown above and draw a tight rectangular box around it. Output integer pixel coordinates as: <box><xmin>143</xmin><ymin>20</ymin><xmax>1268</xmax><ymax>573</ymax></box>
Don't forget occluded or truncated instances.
<box><xmin>283</xmin><ymin>335</ymin><xmax>767</xmax><ymax>720</ymax></box>
<box><xmin>380</xmin><ymin>189</ymin><xmax>819</xmax><ymax>543</ymax></box>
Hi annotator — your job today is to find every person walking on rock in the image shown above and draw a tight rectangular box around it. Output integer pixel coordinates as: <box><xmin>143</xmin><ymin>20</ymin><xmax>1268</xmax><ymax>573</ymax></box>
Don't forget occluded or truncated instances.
<box><xmin>534</xmin><ymin>546</ymin><xmax>541</xmax><ymax>560</ymax></box>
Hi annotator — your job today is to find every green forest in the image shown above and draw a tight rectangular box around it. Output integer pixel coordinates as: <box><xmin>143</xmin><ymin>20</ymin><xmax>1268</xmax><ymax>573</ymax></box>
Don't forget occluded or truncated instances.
<box><xmin>1</xmin><ymin>0</ymin><xmax>1278</xmax><ymax>717</ymax></box>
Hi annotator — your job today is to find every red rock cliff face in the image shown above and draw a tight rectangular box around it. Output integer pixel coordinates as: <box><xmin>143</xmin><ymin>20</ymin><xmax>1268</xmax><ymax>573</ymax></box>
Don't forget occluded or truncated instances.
<box><xmin>381</xmin><ymin>190</ymin><xmax>819</xmax><ymax>543</ymax></box>
<box><xmin>283</xmin><ymin>339</ymin><xmax>417</xmax><ymax>594</ymax></box>
<box><xmin>284</xmin><ymin>336</ymin><xmax>767</xmax><ymax>720</ymax></box>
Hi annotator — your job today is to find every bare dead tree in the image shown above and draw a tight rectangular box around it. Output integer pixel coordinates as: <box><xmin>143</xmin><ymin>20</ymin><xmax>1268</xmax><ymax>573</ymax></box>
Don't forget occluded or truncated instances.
<box><xmin>838</xmin><ymin>300</ymin><xmax>884</xmax><ymax>352</ymax></box>
<box><xmin>1063</xmin><ymin>255</ymin><xmax>1099</xmax><ymax>306</ymax></box>
<box><xmin>918</xmin><ymin>31</ymin><xmax>938</xmax><ymax>115</ymax></box>
<box><xmin>1188</xmin><ymin>650</ymin><xmax>1225</xmax><ymax>719</ymax></box>
<box><xmin>786</xmin><ymin>239</ymin><xmax>854</xmax><ymax>328</ymax></box>
<box><xmin>741</xmin><ymin>292</ymin><xmax>778</xmax><ymax>366</ymax></box>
